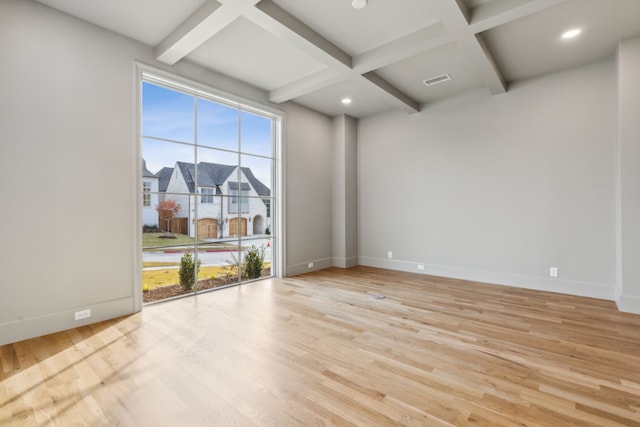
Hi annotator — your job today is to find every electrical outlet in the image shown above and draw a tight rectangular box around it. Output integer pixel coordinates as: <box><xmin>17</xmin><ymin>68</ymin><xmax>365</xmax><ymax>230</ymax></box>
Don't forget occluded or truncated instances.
<box><xmin>308</xmin><ymin>262</ymin><xmax>314</xmax><ymax>269</ymax></box>
<box><xmin>417</xmin><ymin>264</ymin><xmax>425</xmax><ymax>270</ymax></box>
<box><xmin>387</xmin><ymin>251</ymin><xmax>393</xmax><ymax>259</ymax></box>
<box><xmin>549</xmin><ymin>267</ymin><xmax>558</xmax><ymax>278</ymax></box>
<box><xmin>75</xmin><ymin>309</ymin><xmax>91</xmax><ymax>321</ymax></box>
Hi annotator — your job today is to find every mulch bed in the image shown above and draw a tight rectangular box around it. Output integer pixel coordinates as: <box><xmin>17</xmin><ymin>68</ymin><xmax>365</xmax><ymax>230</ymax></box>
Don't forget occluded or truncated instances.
<box><xmin>143</xmin><ymin>268</ymin><xmax>271</xmax><ymax>303</ymax></box>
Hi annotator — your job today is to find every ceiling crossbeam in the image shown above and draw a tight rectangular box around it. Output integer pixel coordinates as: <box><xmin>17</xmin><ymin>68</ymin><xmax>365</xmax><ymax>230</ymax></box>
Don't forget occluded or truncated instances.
<box><xmin>469</xmin><ymin>0</ymin><xmax>570</xmax><ymax>33</ymax></box>
<box><xmin>156</xmin><ymin>0</ymin><xmax>420</xmax><ymax>113</ymax></box>
<box><xmin>157</xmin><ymin>0</ymin><xmax>227</xmax><ymax>65</ymax></box>
<box><xmin>436</xmin><ymin>0</ymin><xmax>506</xmax><ymax>95</ymax></box>
<box><xmin>156</xmin><ymin>0</ymin><xmax>567</xmax><ymax>115</ymax></box>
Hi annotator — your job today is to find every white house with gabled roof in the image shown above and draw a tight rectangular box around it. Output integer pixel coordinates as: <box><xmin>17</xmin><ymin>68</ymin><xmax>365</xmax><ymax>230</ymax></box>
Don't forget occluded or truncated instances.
<box><xmin>142</xmin><ymin>160</ymin><xmax>159</xmax><ymax>227</ymax></box>
<box><xmin>160</xmin><ymin>161</ymin><xmax>271</xmax><ymax>239</ymax></box>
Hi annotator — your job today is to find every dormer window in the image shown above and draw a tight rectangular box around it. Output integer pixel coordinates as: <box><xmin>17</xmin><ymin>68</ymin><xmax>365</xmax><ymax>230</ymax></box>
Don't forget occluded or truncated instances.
<box><xmin>200</xmin><ymin>188</ymin><xmax>214</xmax><ymax>203</ymax></box>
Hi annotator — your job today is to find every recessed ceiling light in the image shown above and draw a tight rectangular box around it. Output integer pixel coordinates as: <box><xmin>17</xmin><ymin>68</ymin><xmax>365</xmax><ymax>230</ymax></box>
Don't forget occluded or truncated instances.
<box><xmin>341</xmin><ymin>98</ymin><xmax>352</xmax><ymax>105</ymax></box>
<box><xmin>561</xmin><ymin>28</ymin><xmax>582</xmax><ymax>40</ymax></box>
<box><xmin>352</xmin><ymin>0</ymin><xmax>367</xmax><ymax>9</ymax></box>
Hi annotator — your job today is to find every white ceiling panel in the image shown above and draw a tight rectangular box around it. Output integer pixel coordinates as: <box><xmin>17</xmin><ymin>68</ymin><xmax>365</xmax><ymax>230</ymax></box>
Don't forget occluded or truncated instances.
<box><xmin>186</xmin><ymin>17</ymin><xmax>325</xmax><ymax>91</ymax></box>
<box><xmin>271</xmin><ymin>0</ymin><xmax>440</xmax><ymax>55</ymax></box>
<box><xmin>37</xmin><ymin>0</ymin><xmax>208</xmax><ymax>46</ymax></box>
<box><xmin>482</xmin><ymin>0</ymin><xmax>640</xmax><ymax>82</ymax></box>
<box><xmin>376</xmin><ymin>43</ymin><xmax>484</xmax><ymax>104</ymax></box>
<box><xmin>294</xmin><ymin>77</ymin><xmax>396</xmax><ymax>118</ymax></box>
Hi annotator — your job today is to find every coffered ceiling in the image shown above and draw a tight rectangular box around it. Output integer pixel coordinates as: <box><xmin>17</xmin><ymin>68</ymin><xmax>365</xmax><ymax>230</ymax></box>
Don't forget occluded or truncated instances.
<box><xmin>36</xmin><ymin>0</ymin><xmax>640</xmax><ymax>117</ymax></box>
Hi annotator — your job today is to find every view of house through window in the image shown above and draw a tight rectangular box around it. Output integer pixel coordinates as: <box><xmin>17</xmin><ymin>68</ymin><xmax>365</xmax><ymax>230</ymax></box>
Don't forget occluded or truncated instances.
<box><xmin>141</xmin><ymin>77</ymin><xmax>277</xmax><ymax>304</ymax></box>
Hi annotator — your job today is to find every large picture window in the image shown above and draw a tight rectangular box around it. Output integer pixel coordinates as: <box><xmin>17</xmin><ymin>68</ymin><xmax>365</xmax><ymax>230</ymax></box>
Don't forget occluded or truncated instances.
<box><xmin>140</xmin><ymin>72</ymin><xmax>280</xmax><ymax>304</ymax></box>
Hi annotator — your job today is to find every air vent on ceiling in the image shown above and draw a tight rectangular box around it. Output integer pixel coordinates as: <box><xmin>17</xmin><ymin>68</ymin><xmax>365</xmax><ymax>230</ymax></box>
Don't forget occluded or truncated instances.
<box><xmin>423</xmin><ymin>74</ymin><xmax>451</xmax><ymax>86</ymax></box>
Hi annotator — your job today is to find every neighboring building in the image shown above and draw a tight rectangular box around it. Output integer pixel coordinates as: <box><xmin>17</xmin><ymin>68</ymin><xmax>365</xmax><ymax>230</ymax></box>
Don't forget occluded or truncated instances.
<box><xmin>142</xmin><ymin>160</ymin><xmax>159</xmax><ymax>227</ymax></box>
<box><xmin>154</xmin><ymin>166</ymin><xmax>174</xmax><ymax>204</ymax></box>
<box><xmin>160</xmin><ymin>161</ymin><xmax>271</xmax><ymax>239</ymax></box>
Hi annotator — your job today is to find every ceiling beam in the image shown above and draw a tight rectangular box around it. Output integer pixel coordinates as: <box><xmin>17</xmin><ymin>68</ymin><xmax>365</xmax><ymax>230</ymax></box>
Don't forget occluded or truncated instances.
<box><xmin>251</xmin><ymin>0</ymin><xmax>351</xmax><ymax>70</ymax></box>
<box><xmin>353</xmin><ymin>22</ymin><xmax>453</xmax><ymax>74</ymax></box>
<box><xmin>469</xmin><ymin>0</ymin><xmax>570</xmax><ymax>33</ymax></box>
<box><xmin>361</xmin><ymin>72</ymin><xmax>421</xmax><ymax>113</ymax></box>
<box><xmin>269</xmin><ymin>69</ymin><xmax>345</xmax><ymax>104</ymax></box>
<box><xmin>156</xmin><ymin>0</ymin><xmax>228</xmax><ymax>65</ymax></box>
<box><xmin>157</xmin><ymin>0</ymin><xmax>567</xmax><ymax>114</ymax></box>
<box><xmin>249</xmin><ymin>0</ymin><xmax>420</xmax><ymax>112</ymax></box>
<box><xmin>435</xmin><ymin>0</ymin><xmax>506</xmax><ymax>94</ymax></box>
<box><xmin>269</xmin><ymin>22</ymin><xmax>453</xmax><ymax>105</ymax></box>
<box><xmin>155</xmin><ymin>0</ymin><xmax>421</xmax><ymax>113</ymax></box>
<box><xmin>156</xmin><ymin>0</ymin><xmax>266</xmax><ymax>64</ymax></box>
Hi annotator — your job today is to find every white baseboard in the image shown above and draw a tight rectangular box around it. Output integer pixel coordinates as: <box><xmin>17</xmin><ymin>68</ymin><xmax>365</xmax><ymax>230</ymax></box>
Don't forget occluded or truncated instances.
<box><xmin>616</xmin><ymin>292</ymin><xmax>640</xmax><ymax>314</ymax></box>
<box><xmin>286</xmin><ymin>257</ymin><xmax>333</xmax><ymax>276</ymax></box>
<box><xmin>332</xmin><ymin>256</ymin><xmax>358</xmax><ymax>268</ymax></box>
<box><xmin>0</xmin><ymin>297</ymin><xmax>137</xmax><ymax>346</ymax></box>
<box><xmin>358</xmin><ymin>256</ymin><xmax>615</xmax><ymax>301</ymax></box>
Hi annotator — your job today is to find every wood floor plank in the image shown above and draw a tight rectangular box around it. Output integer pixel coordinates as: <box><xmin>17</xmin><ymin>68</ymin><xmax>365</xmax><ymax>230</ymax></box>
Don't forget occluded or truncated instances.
<box><xmin>2</xmin><ymin>266</ymin><xmax>640</xmax><ymax>426</ymax></box>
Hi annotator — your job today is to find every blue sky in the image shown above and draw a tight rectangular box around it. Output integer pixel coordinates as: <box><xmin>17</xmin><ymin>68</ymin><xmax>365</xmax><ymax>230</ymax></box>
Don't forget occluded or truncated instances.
<box><xmin>142</xmin><ymin>82</ymin><xmax>273</xmax><ymax>189</ymax></box>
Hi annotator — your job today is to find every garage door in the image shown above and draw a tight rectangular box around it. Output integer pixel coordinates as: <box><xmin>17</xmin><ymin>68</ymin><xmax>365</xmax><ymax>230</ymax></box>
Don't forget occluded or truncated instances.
<box><xmin>229</xmin><ymin>218</ymin><xmax>247</xmax><ymax>237</ymax></box>
<box><xmin>197</xmin><ymin>218</ymin><xmax>218</xmax><ymax>239</ymax></box>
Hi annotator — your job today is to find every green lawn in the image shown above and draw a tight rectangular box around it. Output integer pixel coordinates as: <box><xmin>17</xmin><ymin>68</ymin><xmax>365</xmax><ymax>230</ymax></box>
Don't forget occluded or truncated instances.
<box><xmin>142</xmin><ymin>262</ymin><xmax>271</xmax><ymax>290</ymax></box>
<box><xmin>142</xmin><ymin>265</ymin><xmax>229</xmax><ymax>290</ymax></box>
<box><xmin>142</xmin><ymin>232</ymin><xmax>196</xmax><ymax>249</ymax></box>
<box><xmin>143</xmin><ymin>261</ymin><xmax>178</xmax><ymax>268</ymax></box>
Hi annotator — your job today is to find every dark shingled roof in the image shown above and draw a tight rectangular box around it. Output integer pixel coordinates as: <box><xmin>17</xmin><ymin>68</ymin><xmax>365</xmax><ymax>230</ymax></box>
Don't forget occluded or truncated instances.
<box><xmin>241</xmin><ymin>167</ymin><xmax>271</xmax><ymax>197</ymax></box>
<box><xmin>155</xmin><ymin>167</ymin><xmax>174</xmax><ymax>192</ymax></box>
<box><xmin>142</xmin><ymin>159</ymin><xmax>155</xmax><ymax>178</ymax></box>
<box><xmin>172</xmin><ymin>162</ymin><xmax>270</xmax><ymax>196</ymax></box>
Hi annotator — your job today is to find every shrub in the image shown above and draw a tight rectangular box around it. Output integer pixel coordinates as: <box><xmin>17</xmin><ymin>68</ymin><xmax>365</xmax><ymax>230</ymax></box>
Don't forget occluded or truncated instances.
<box><xmin>143</xmin><ymin>224</ymin><xmax>162</xmax><ymax>233</ymax></box>
<box><xmin>242</xmin><ymin>245</ymin><xmax>265</xmax><ymax>280</ymax></box>
<box><xmin>143</xmin><ymin>284</ymin><xmax>150</xmax><ymax>293</ymax></box>
<box><xmin>224</xmin><ymin>253</ymin><xmax>240</xmax><ymax>281</ymax></box>
<box><xmin>179</xmin><ymin>251</ymin><xmax>201</xmax><ymax>291</ymax></box>
<box><xmin>265</xmin><ymin>226</ymin><xmax>271</xmax><ymax>235</ymax></box>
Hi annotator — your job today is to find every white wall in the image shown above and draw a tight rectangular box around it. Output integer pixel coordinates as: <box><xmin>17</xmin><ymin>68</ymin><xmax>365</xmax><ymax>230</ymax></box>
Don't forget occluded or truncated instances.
<box><xmin>616</xmin><ymin>37</ymin><xmax>640</xmax><ymax>313</ymax></box>
<box><xmin>0</xmin><ymin>0</ymin><xmax>334</xmax><ymax>345</ymax></box>
<box><xmin>332</xmin><ymin>115</ymin><xmax>358</xmax><ymax>268</ymax></box>
<box><xmin>358</xmin><ymin>60</ymin><xmax>617</xmax><ymax>300</ymax></box>
<box><xmin>142</xmin><ymin>177</ymin><xmax>159</xmax><ymax>226</ymax></box>
<box><xmin>283</xmin><ymin>102</ymin><xmax>334</xmax><ymax>275</ymax></box>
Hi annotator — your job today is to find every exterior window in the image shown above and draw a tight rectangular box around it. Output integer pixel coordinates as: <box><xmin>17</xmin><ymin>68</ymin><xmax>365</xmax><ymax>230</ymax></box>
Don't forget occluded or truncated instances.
<box><xmin>142</xmin><ymin>182</ymin><xmax>151</xmax><ymax>207</ymax></box>
<box><xmin>263</xmin><ymin>199</ymin><xmax>271</xmax><ymax>218</ymax></box>
<box><xmin>141</xmin><ymin>75</ymin><xmax>279</xmax><ymax>304</ymax></box>
<box><xmin>201</xmin><ymin>188</ymin><xmax>214</xmax><ymax>203</ymax></box>
<box><xmin>229</xmin><ymin>189</ymin><xmax>249</xmax><ymax>213</ymax></box>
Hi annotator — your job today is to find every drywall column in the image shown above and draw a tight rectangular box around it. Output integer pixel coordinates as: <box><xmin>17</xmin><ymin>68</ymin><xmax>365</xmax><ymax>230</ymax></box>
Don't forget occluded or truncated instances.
<box><xmin>332</xmin><ymin>115</ymin><xmax>358</xmax><ymax>268</ymax></box>
<box><xmin>616</xmin><ymin>37</ymin><xmax>640</xmax><ymax>313</ymax></box>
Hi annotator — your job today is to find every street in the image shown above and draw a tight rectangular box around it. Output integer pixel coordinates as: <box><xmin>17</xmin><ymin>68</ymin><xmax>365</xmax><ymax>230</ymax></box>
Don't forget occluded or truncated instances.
<box><xmin>143</xmin><ymin>237</ymin><xmax>273</xmax><ymax>268</ymax></box>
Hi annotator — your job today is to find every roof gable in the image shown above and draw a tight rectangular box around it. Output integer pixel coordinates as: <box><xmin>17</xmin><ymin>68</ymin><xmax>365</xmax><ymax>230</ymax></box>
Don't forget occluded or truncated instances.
<box><xmin>170</xmin><ymin>161</ymin><xmax>269</xmax><ymax>196</ymax></box>
<box><xmin>155</xmin><ymin>167</ymin><xmax>174</xmax><ymax>192</ymax></box>
<box><xmin>241</xmin><ymin>167</ymin><xmax>270</xmax><ymax>197</ymax></box>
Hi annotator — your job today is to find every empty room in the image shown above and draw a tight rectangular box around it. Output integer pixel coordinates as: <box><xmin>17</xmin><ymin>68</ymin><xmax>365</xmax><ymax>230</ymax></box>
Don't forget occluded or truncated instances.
<box><xmin>1</xmin><ymin>0</ymin><xmax>640</xmax><ymax>425</ymax></box>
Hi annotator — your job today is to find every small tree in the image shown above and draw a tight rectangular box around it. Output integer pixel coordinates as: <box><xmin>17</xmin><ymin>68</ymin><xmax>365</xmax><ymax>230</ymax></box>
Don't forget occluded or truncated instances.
<box><xmin>242</xmin><ymin>245</ymin><xmax>265</xmax><ymax>280</ymax></box>
<box><xmin>156</xmin><ymin>200</ymin><xmax>180</xmax><ymax>233</ymax></box>
<box><xmin>179</xmin><ymin>251</ymin><xmax>200</xmax><ymax>291</ymax></box>
<box><xmin>217</xmin><ymin>214</ymin><xmax>224</xmax><ymax>239</ymax></box>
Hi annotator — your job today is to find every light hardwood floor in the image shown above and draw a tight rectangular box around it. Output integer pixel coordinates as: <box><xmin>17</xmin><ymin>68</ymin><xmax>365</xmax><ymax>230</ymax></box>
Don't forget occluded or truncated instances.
<box><xmin>2</xmin><ymin>266</ymin><xmax>640</xmax><ymax>426</ymax></box>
